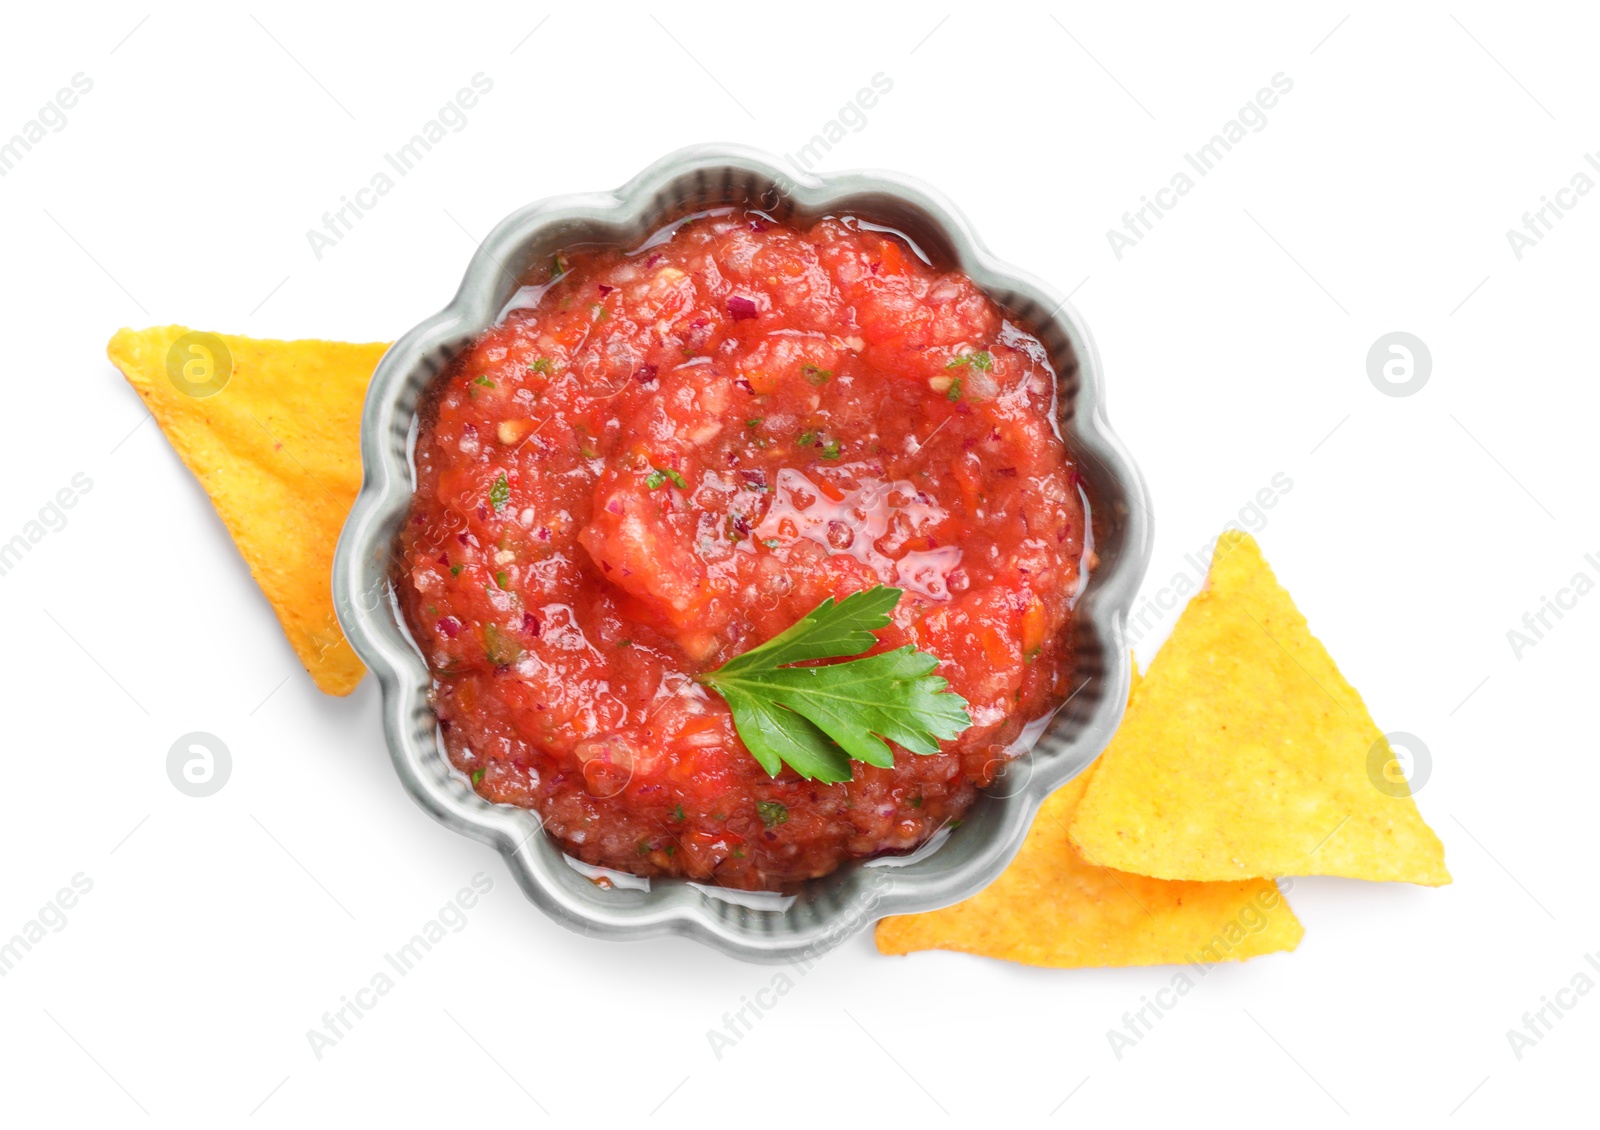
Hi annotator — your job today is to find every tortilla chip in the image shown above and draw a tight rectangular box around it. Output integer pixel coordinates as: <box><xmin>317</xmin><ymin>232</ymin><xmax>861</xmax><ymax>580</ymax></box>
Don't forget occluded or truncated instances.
<box><xmin>1069</xmin><ymin>531</ymin><xmax>1450</xmax><ymax>885</ymax></box>
<box><xmin>107</xmin><ymin>327</ymin><xmax>388</xmax><ymax>696</ymax></box>
<box><xmin>876</xmin><ymin>661</ymin><xmax>1305</xmax><ymax>968</ymax></box>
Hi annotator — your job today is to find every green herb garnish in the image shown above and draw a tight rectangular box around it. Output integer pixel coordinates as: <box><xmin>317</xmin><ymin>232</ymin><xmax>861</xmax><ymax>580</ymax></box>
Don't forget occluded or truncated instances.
<box><xmin>483</xmin><ymin>623</ymin><xmax>522</xmax><ymax>667</ymax></box>
<box><xmin>698</xmin><ymin>586</ymin><xmax>971</xmax><ymax>782</ymax></box>
<box><xmin>645</xmin><ymin>465</ymin><xmax>688</xmax><ymax>490</ymax></box>
<box><xmin>946</xmin><ymin>377</ymin><xmax>963</xmax><ymax>402</ymax></box>
<box><xmin>756</xmin><ymin>801</ymin><xmax>789</xmax><ymax>828</ymax></box>
<box><xmin>821</xmin><ymin>440</ymin><xmax>842</xmax><ymax>460</ymax></box>
<box><xmin>474</xmin><ymin>375</ymin><xmax>494</xmax><ymax>388</ymax></box>
<box><xmin>450</xmin><ymin>564</ymin><xmax>463</xmax><ymax>576</ymax></box>
<box><xmin>529</xmin><ymin>357</ymin><xmax>554</xmax><ymax>374</ymax></box>
<box><xmin>945</xmin><ymin>350</ymin><xmax>993</xmax><ymax>371</ymax></box>
<box><xmin>471</xmin><ymin>768</ymin><xmax>486</xmax><ymax>785</ymax></box>
<box><xmin>489</xmin><ymin>472</ymin><xmax>510</xmax><ymax>513</ymax></box>
<box><xmin>673</xmin><ymin>804</ymin><xmax>686</xmax><ymax>822</ymax></box>
<box><xmin>798</xmin><ymin>430</ymin><xmax>818</xmax><ymax>447</ymax></box>
<box><xmin>802</xmin><ymin>365</ymin><xmax>832</xmax><ymax>386</ymax></box>
<box><xmin>494</xmin><ymin>570</ymin><xmax>511</xmax><ymax>591</ymax></box>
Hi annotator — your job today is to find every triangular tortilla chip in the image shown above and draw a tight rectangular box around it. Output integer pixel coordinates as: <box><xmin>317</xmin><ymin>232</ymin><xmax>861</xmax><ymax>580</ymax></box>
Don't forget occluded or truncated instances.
<box><xmin>1069</xmin><ymin>531</ymin><xmax>1449</xmax><ymax>885</ymax></box>
<box><xmin>876</xmin><ymin>663</ymin><xmax>1305</xmax><ymax>968</ymax></box>
<box><xmin>107</xmin><ymin>327</ymin><xmax>388</xmax><ymax>696</ymax></box>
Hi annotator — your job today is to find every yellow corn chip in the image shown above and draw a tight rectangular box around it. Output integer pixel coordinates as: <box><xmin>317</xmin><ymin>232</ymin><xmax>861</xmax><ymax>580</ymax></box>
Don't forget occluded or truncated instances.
<box><xmin>1070</xmin><ymin>531</ymin><xmax>1450</xmax><ymax>885</ymax></box>
<box><xmin>876</xmin><ymin>663</ymin><xmax>1305</xmax><ymax>968</ymax></box>
<box><xmin>107</xmin><ymin>326</ymin><xmax>388</xmax><ymax>696</ymax></box>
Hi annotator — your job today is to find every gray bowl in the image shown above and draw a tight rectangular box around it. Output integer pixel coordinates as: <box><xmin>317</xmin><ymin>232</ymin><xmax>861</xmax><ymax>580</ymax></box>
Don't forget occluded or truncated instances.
<box><xmin>333</xmin><ymin>144</ymin><xmax>1152</xmax><ymax>963</ymax></box>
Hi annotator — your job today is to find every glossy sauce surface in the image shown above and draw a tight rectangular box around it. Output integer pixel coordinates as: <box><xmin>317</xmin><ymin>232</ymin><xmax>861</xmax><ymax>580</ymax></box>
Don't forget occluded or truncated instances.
<box><xmin>399</xmin><ymin>211</ymin><xmax>1090</xmax><ymax>889</ymax></box>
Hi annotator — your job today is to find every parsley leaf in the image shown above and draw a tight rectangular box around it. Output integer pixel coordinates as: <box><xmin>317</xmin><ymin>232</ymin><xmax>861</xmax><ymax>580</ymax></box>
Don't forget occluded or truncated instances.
<box><xmin>945</xmin><ymin>350</ymin><xmax>993</xmax><ymax>371</ymax></box>
<box><xmin>699</xmin><ymin>586</ymin><xmax>971</xmax><ymax>782</ymax></box>
<box><xmin>713</xmin><ymin>586</ymin><xmax>900</xmax><ymax>672</ymax></box>
<box><xmin>645</xmin><ymin>465</ymin><xmax>687</xmax><ymax>490</ymax></box>
<box><xmin>483</xmin><ymin>624</ymin><xmax>521</xmax><ymax>667</ymax></box>
<box><xmin>489</xmin><ymin>472</ymin><xmax>510</xmax><ymax>512</ymax></box>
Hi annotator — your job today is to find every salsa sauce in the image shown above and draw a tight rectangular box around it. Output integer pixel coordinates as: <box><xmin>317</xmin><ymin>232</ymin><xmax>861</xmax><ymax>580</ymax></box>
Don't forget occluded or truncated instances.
<box><xmin>399</xmin><ymin>210</ymin><xmax>1091</xmax><ymax>890</ymax></box>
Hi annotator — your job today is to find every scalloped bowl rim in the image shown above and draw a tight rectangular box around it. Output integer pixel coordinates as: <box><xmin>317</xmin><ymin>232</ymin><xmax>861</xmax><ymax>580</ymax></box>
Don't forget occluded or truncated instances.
<box><xmin>333</xmin><ymin>144</ymin><xmax>1152</xmax><ymax>963</ymax></box>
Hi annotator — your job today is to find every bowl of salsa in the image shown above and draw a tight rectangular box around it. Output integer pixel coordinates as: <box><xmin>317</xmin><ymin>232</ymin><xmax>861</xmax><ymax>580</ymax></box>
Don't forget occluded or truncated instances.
<box><xmin>334</xmin><ymin>146</ymin><xmax>1151</xmax><ymax>962</ymax></box>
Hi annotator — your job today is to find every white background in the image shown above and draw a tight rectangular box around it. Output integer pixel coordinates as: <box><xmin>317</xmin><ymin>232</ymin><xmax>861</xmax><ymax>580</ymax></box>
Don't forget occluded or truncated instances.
<box><xmin>1</xmin><ymin>2</ymin><xmax>1594</xmax><ymax>1125</ymax></box>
